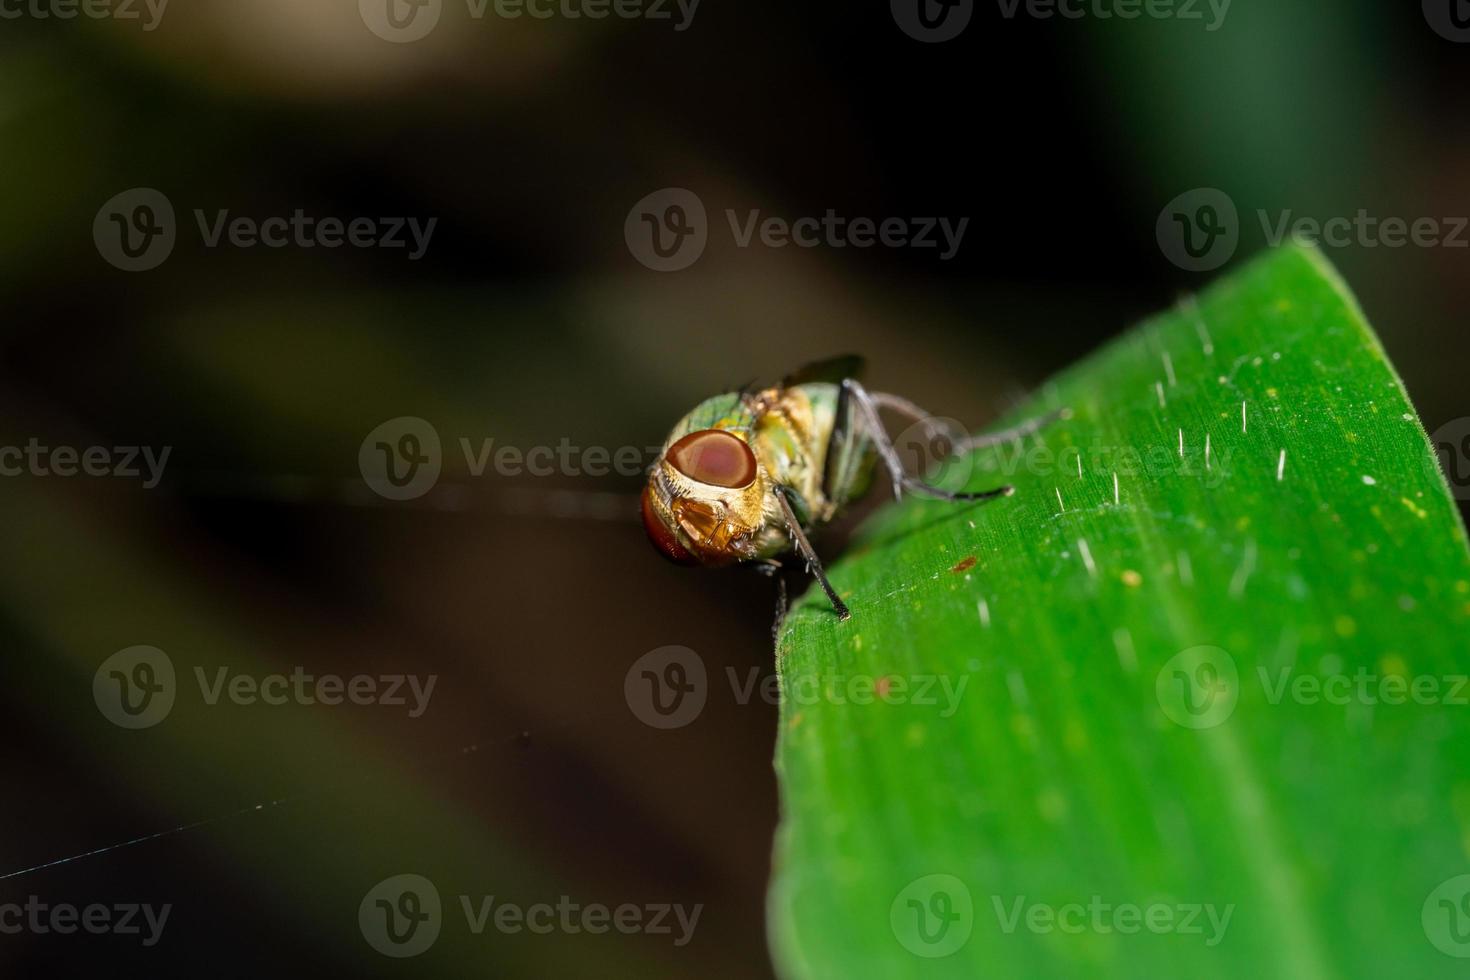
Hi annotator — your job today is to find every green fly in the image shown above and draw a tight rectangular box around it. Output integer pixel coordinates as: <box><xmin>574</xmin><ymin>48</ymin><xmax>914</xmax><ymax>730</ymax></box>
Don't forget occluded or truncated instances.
<box><xmin>642</xmin><ymin>356</ymin><xmax>1064</xmax><ymax>621</ymax></box>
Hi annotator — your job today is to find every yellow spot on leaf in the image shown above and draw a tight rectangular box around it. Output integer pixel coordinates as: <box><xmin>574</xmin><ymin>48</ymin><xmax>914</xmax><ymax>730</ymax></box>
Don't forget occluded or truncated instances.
<box><xmin>1037</xmin><ymin>789</ymin><xmax>1069</xmax><ymax>824</ymax></box>
<box><xmin>1121</xmin><ymin>570</ymin><xmax>1143</xmax><ymax>588</ymax></box>
<box><xmin>1064</xmin><ymin>720</ymin><xmax>1088</xmax><ymax>753</ymax></box>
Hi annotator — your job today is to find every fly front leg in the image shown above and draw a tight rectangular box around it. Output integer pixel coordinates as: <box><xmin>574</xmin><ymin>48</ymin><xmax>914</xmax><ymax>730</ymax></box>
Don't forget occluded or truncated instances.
<box><xmin>773</xmin><ymin>485</ymin><xmax>850</xmax><ymax>621</ymax></box>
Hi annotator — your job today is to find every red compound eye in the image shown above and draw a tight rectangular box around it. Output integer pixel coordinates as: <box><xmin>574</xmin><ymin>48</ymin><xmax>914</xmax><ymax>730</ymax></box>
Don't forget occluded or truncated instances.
<box><xmin>665</xmin><ymin>430</ymin><xmax>758</xmax><ymax>489</ymax></box>
<box><xmin>642</xmin><ymin>485</ymin><xmax>695</xmax><ymax>565</ymax></box>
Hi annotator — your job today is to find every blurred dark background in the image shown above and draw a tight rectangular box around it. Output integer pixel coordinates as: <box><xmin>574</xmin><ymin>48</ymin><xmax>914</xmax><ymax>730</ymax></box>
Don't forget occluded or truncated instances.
<box><xmin>0</xmin><ymin>0</ymin><xmax>1466</xmax><ymax>975</ymax></box>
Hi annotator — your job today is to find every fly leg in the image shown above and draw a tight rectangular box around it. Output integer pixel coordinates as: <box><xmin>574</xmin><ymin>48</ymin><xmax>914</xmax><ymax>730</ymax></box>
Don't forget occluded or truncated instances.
<box><xmin>870</xmin><ymin>391</ymin><xmax>965</xmax><ymax>450</ymax></box>
<box><xmin>773</xmin><ymin>485</ymin><xmax>850</xmax><ymax>621</ymax></box>
<box><xmin>872</xmin><ymin>391</ymin><xmax>1071</xmax><ymax>454</ymax></box>
<box><xmin>843</xmin><ymin>379</ymin><xmax>1015</xmax><ymax>503</ymax></box>
<box><xmin>753</xmin><ymin>558</ymin><xmax>790</xmax><ymax>641</ymax></box>
<box><xmin>952</xmin><ymin>406</ymin><xmax>1071</xmax><ymax>453</ymax></box>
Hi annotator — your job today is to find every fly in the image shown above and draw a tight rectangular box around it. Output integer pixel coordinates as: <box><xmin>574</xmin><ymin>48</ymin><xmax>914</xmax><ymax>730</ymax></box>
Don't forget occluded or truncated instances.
<box><xmin>641</xmin><ymin>356</ymin><xmax>1065</xmax><ymax>621</ymax></box>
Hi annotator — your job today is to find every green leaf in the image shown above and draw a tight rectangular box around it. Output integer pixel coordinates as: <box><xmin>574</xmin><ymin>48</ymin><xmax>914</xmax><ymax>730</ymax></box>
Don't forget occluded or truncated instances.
<box><xmin>768</xmin><ymin>243</ymin><xmax>1470</xmax><ymax>979</ymax></box>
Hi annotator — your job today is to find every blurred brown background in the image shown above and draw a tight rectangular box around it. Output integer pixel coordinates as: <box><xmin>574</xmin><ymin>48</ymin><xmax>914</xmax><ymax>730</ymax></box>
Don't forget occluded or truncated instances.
<box><xmin>0</xmin><ymin>0</ymin><xmax>1467</xmax><ymax>975</ymax></box>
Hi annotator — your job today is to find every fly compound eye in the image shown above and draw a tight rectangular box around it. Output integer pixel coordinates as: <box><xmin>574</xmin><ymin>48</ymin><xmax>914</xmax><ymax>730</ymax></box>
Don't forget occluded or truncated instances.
<box><xmin>642</xmin><ymin>485</ymin><xmax>696</xmax><ymax>565</ymax></box>
<box><xmin>665</xmin><ymin>430</ymin><xmax>758</xmax><ymax>489</ymax></box>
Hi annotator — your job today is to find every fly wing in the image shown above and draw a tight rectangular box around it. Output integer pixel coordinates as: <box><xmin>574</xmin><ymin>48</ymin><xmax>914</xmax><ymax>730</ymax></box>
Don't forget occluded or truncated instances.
<box><xmin>821</xmin><ymin>379</ymin><xmax>877</xmax><ymax>511</ymax></box>
<box><xmin>781</xmin><ymin>354</ymin><xmax>866</xmax><ymax>390</ymax></box>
